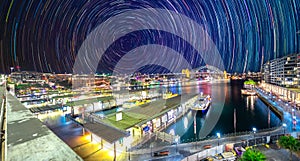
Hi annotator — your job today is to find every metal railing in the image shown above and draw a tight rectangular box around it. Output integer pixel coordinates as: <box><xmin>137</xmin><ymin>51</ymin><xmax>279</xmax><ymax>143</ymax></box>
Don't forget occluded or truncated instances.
<box><xmin>130</xmin><ymin>125</ymin><xmax>282</xmax><ymax>154</ymax></box>
<box><xmin>179</xmin><ymin>126</ymin><xmax>279</xmax><ymax>144</ymax></box>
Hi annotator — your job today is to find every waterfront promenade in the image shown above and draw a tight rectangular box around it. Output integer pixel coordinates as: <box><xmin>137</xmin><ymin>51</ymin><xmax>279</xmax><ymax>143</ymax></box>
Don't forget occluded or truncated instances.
<box><xmin>127</xmin><ymin>86</ymin><xmax>300</xmax><ymax>161</ymax></box>
<box><xmin>174</xmin><ymin>87</ymin><xmax>300</xmax><ymax>161</ymax></box>
<box><xmin>38</xmin><ymin>85</ymin><xmax>300</xmax><ymax>161</ymax></box>
<box><xmin>3</xmin><ymin>81</ymin><xmax>300</xmax><ymax>161</ymax></box>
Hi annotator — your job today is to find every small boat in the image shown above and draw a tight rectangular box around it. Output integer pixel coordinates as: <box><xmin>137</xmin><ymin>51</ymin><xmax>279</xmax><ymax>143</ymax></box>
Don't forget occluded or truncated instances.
<box><xmin>241</xmin><ymin>89</ymin><xmax>256</xmax><ymax>96</ymax></box>
<box><xmin>191</xmin><ymin>95</ymin><xmax>211</xmax><ymax>111</ymax></box>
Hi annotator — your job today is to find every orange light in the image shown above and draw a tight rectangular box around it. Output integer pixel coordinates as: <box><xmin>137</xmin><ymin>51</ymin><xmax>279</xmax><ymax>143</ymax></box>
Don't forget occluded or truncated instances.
<box><xmin>81</xmin><ymin>134</ymin><xmax>91</xmax><ymax>142</ymax></box>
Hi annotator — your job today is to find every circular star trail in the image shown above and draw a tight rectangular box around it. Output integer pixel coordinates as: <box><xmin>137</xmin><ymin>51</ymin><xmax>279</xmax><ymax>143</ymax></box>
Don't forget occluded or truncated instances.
<box><xmin>0</xmin><ymin>0</ymin><xmax>299</xmax><ymax>74</ymax></box>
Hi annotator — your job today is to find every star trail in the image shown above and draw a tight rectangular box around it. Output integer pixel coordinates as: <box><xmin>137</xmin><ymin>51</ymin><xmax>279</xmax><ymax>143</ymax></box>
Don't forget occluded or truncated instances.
<box><xmin>0</xmin><ymin>0</ymin><xmax>299</xmax><ymax>74</ymax></box>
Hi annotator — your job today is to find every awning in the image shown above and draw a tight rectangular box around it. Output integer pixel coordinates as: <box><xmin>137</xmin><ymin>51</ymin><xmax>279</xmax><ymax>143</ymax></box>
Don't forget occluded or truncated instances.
<box><xmin>84</xmin><ymin>122</ymin><xmax>129</xmax><ymax>144</ymax></box>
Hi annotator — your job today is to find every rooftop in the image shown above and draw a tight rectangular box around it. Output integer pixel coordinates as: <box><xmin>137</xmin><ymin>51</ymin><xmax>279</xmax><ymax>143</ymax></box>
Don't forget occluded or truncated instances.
<box><xmin>5</xmin><ymin>88</ymin><xmax>82</xmax><ymax>161</ymax></box>
<box><xmin>100</xmin><ymin>94</ymin><xmax>197</xmax><ymax>130</ymax></box>
<box><xmin>84</xmin><ymin>121</ymin><xmax>129</xmax><ymax>144</ymax></box>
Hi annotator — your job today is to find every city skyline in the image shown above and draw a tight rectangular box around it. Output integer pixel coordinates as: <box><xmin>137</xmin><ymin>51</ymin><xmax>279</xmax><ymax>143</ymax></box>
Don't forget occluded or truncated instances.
<box><xmin>0</xmin><ymin>1</ymin><xmax>299</xmax><ymax>74</ymax></box>
<box><xmin>1</xmin><ymin>1</ymin><xmax>300</xmax><ymax>160</ymax></box>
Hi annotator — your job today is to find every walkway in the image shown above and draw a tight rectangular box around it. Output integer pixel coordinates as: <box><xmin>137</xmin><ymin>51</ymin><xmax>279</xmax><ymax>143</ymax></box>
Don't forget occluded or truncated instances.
<box><xmin>256</xmin><ymin>87</ymin><xmax>300</xmax><ymax>133</ymax></box>
<box><xmin>14</xmin><ymin>84</ymin><xmax>300</xmax><ymax>161</ymax></box>
<box><xmin>34</xmin><ymin>85</ymin><xmax>296</xmax><ymax>161</ymax></box>
<box><xmin>125</xmin><ymin>87</ymin><xmax>300</xmax><ymax>161</ymax></box>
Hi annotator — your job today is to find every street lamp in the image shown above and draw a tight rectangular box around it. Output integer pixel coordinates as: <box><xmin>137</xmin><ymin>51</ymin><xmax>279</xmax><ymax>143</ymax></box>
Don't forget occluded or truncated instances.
<box><xmin>10</xmin><ymin>67</ymin><xmax>14</xmax><ymax>73</ymax></box>
<box><xmin>128</xmin><ymin>146</ymin><xmax>131</xmax><ymax>160</ymax></box>
<box><xmin>126</xmin><ymin>146</ymin><xmax>131</xmax><ymax>160</ymax></box>
<box><xmin>216</xmin><ymin>132</ymin><xmax>221</xmax><ymax>154</ymax></box>
<box><xmin>175</xmin><ymin>136</ymin><xmax>179</xmax><ymax>153</ymax></box>
<box><xmin>293</xmin><ymin>116</ymin><xmax>297</xmax><ymax>130</ymax></box>
<box><xmin>217</xmin><ymin>133</ymin><xmax>221</xmax><ymax>146</ymax></box>
<box><xmin>150</xmin><ymin>143</ymin><xmax>154</xmax><ymax>157</ymax></box>
<box><xmin>253</xmin><ymin>127</ymin><xmax>257</xmax><ymax>146</ymax></box>
<box><xmin>283</xmin><ymin>123</ymin><xmax>287</xmax><ymax>135</ymax></box>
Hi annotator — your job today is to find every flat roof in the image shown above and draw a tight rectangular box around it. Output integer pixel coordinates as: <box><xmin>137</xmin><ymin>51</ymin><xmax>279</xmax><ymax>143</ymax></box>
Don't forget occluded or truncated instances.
<box><xmin>5</xmin><ymin>90</ymin><xmax>82</xmax><ymax>161</ymax></box>
<box><xmin>65</xmin><ymin>96</ymin><xmax>114</xmax><ymax>106</ymax></box>
<box><xmin>28</xmin><ymin>96</ymin><xmax>114</xmax><ymax>113</ymax></box>
<box><xmin>84</xmin><ymin>121</ymin><xmax>128</xmax><ymax>144</ymax></box>
<box><xmin>100</xmin><ymin>93</ymin><xmax>197</xmax><ymax>130</ymax></box>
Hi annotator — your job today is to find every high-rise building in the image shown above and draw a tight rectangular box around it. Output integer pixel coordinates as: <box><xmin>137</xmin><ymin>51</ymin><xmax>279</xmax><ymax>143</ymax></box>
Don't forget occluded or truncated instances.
<box><xmin>263</xmin><ymin>62</ymin><xmax>271</xmax><ymax>83</ymax></box>
<box><xmin>263</xmin><ymin>53</ymin><xmax>300</xmax><ymax>87</ymax></box>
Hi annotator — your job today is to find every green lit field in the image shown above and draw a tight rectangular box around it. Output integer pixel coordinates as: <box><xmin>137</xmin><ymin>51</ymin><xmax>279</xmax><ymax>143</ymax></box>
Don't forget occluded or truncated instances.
<box><xmin>101</xmin><ymin>112</ymin><xmax>148</xmax><ymax>130</ymax></box>
<box><xmin>99</xmin><ymin>94</ymin><xmax>196</xmax><ymax>130</ymax></box>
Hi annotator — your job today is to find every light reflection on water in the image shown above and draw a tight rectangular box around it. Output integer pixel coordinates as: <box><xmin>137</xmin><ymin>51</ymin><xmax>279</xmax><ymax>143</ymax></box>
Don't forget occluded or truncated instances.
<box><xmin>163</xmin><ymin>81</ymin><xmax>281</xmax><ymax>142</ymax></box>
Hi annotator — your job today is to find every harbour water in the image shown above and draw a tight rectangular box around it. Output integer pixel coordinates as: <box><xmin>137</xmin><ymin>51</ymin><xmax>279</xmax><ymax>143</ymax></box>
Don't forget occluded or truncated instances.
<box><xmin>163</xmin><ymin>80</ymin><xmax>281</xmax><ymax>142</ymax></box>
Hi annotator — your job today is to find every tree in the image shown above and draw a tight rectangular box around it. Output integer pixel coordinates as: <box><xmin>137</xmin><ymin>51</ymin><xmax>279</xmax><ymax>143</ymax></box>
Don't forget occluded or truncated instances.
<box><xmin>278</xmin><ymin>135</ymin><xmax>300</xmax><ymax>161</ymax></box>
<box><xmin>244</xmin><ymin>80</ymin><xmax>257</xmax><ymax>86</ymax></box>
<box><xmin>240</xmin><ymin>149</ymin><xmax>266</xmax><ymax>161</ymax></box>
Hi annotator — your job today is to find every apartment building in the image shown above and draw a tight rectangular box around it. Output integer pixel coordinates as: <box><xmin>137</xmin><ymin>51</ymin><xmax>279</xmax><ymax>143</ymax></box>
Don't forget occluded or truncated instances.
<box><xmin>263</xmin><ymin>53</ymin><xmax>300</xmax><ymax>88</ymax></box>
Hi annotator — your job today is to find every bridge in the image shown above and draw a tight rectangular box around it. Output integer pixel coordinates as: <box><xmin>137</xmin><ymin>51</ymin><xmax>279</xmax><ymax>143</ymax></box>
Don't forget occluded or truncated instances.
<box><xmin>193</xmin><ymin>65</ymin><xmax>224</xmax><ymax>73</ymax></box>
<box><xmin>182</xmin><ymin>65</ymin><xmax>226</xmax><ymax>79</ymax></box>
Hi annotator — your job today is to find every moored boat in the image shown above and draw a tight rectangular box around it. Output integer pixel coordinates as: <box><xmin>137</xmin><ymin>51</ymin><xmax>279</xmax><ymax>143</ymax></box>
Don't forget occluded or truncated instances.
<box><xmin>191</xmin><ymin>95</ymin><xmax>211</xmax><ymax>111</ymax></box>
<box><xmin>241</xmin><ymin>89</ymin><xmax>256</xmax><ymax>96</ymax></box>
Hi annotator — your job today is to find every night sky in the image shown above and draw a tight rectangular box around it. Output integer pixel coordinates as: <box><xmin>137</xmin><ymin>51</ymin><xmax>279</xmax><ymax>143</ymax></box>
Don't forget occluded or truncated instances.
<box><xmin>0</xmin><ymin>0</ymin><xmax>299</xmax><ymax>74</ymax></box>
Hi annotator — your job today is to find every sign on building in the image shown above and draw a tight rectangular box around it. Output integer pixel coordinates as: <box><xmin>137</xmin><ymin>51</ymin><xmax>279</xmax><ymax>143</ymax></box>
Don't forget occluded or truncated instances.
<box><xmin>162</xmin><ymin>114</ymin><xmax>167</xmax><ymax>123</ymax></box>
<box><xmin>116</xmin><ymin>112</ymin><xmax>122</xmax><ymax>121</ymax></box>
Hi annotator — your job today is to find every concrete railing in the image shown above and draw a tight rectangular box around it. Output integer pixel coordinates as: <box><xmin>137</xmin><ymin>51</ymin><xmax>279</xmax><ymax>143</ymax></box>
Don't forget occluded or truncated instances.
<box><xmin>0</xmin><ymin>96</ymin><xmax>5</xmax><ymax>135</ymax></box>
<box><xmin>0</xmin><ymin>87</ymin><xmax>6</xmax><ymax>161</ymax></box>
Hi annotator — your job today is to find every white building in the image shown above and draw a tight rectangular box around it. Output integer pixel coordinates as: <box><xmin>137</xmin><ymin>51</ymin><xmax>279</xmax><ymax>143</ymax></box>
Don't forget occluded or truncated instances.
<box><xmin>263</xmin><ymin>53</ymin><xmax>300</xmax><ymax>88</ymax></box>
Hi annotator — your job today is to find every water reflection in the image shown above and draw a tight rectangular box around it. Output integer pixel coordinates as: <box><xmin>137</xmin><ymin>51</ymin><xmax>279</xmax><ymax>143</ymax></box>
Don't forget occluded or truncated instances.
<box><xmin>246</xmin><ymin>96</ymin><xmax>256</xmax><ymax>110</ymax></box>
<box><xmin>184</xmin><ymin>117</ymin><xmax>188</xmax><ymax>129</ymax></box>
<box><xmin>163</xmin><ymin>81</ymin><xmax>281</xmax><ymax>142</ymax></box>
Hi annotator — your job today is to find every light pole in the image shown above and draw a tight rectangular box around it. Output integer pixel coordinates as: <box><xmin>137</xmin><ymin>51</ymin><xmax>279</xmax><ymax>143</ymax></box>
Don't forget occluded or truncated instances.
<box><xmin>175</xmin><ymin>136</ymin><xmax>179</xmax><ymax>153</ymax></box>
<box><xmin>283</xmin><ymin>123</ymin><xmax>287</xmax><ymax>135</ymax></box>
<box><xmin>217</xmin><ymin>132</ymin><xmax>221</xmax><ymax>154</ymax></box>
<box><xmin>150</xmin><ymin>143</ymin><xmax>153</xmax><ymax>157</ymax></box>
<box><xmin>128</xmin><ymin>146</ymin><xmax>131</xmax><ymax>161</ymax></box>
<box><xmin>10</xmin><ymin>67</ymin><xmax>14</xmax><ymax>73</ymax></box>
<box><xmin>253</xmin><ymin>127</ymin><xmax>257</xmax><ymax>146</ymax></box>
<box><xmin>217</xmin><ymin>133</ymin><xmax>220</xmax><ymax>146</ymax></box>
<box><xmin>293</xmin><ymin>115</ymin><xmax>297</xmax><ymax>130</ymax></box>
